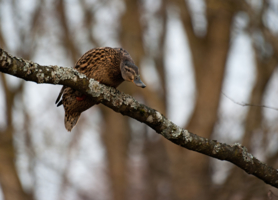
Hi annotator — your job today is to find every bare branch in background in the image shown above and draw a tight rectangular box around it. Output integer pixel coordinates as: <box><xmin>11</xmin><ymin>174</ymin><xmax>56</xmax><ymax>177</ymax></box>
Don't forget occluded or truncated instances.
<box><xmin>222</xmin><ymin>92</ymin><xmax>278</xmax><ymax>111</ymax></box>
<box><xmin>0</xmin><ymin>69</ymin><xmax>32</xmax><ymax>200</ymax></box>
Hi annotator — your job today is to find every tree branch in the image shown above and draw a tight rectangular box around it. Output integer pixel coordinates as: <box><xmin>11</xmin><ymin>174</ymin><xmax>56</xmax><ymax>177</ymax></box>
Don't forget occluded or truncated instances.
<box><xmin>0</xmin><ymin>48</ymin><xmax>278</xmax><ymax>188</ymax></box>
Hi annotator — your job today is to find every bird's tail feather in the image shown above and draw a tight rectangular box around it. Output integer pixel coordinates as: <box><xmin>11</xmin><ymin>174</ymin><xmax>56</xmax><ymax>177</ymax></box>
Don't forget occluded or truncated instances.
<box><xmin>56</xmin><ymin>86</ymin><xmax>65</xmax><ymax>105</ymax></box>
<box><xmin>65</xmin><ymin>112</ymin><xmax>81</xmax><ymax>132</ymax></box>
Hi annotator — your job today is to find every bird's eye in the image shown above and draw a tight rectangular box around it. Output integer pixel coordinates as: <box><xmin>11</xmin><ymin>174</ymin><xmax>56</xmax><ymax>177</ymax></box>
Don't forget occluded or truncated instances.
<box><xmin>125</xmin><ymin>67</ymin><xmax>130</xmax><ymax>72</ymax></box>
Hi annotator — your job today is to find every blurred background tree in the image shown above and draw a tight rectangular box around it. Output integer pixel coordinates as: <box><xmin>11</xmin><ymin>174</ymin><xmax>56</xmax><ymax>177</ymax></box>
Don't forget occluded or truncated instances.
<box><xmin>1</xmin><ymin>0</ymin><xmax>278</xmax><ymax>200</ymax></box>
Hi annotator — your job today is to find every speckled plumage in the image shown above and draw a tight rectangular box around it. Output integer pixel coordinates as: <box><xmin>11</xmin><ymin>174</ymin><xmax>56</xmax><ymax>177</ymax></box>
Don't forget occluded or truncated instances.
<box><xmin>56</xmin><ymin>47</ymin><xmax>145</xmax><ymax>131</ymax></box>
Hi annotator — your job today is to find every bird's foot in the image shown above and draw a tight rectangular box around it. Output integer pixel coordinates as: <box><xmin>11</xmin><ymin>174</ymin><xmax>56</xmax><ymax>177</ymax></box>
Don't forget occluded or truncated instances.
<box><xmin>76</xmin><ymin>94</ymin><xmax>86</xmax><ymax>101</ymax></box>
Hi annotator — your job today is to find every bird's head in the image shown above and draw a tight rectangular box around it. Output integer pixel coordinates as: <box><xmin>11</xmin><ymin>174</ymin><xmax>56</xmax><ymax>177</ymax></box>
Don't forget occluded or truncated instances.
<box><xmin>120</xmin><ymin>58</ymin><xmax>146</xmax><ymax>88</ymax></box>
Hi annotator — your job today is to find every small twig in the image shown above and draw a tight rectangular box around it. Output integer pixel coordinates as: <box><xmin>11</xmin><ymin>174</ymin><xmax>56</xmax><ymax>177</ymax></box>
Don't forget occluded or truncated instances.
<box><xmin>222</xmin><ymin>92</ymin><xmax>278</xmax><ymax>111</ymax></box>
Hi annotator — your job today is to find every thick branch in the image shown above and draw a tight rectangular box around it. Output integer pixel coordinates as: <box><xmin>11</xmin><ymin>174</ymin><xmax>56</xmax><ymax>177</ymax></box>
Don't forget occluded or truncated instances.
<box><xmin>0</xmin><ymin>48</ymin><xmax>278</xmax><ymax>188</ymax></box>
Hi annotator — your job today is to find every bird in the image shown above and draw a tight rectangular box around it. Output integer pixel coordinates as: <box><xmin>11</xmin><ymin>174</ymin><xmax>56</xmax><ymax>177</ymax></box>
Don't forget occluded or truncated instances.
<box><xmin>55</xmin><ymin>47</ymin><xmax>146</xmax><ymax>131</ymax></box>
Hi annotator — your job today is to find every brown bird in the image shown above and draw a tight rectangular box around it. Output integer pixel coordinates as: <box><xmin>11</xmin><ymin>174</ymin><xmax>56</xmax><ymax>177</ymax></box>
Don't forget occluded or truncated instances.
<box><xmin>55</xmin><ymin>47</ymin><xmax>146</xmax><ymax>131</ymax></box>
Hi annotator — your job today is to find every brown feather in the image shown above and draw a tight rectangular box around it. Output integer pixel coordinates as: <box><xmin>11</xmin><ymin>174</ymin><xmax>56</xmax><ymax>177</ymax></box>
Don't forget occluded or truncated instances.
<box><xmin>56</xmin><ymin>47</ymin><xmax>137</xmax><ymax>131</ymax></box>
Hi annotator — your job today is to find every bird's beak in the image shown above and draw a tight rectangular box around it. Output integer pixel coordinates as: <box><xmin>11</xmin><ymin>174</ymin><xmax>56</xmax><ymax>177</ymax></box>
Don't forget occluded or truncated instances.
<box><xmin>133</xmin><ymin>75</ymin><xmax>146</xmax><ymax>88</ymax></box>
